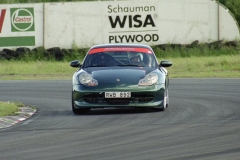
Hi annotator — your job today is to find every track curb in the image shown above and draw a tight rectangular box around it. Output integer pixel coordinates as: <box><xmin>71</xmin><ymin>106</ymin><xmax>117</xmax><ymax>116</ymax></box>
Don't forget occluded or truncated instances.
<box><xmin>0</xmin><ymin>106</ymin><xmax>36</xmax><ymax>129</ymax></box>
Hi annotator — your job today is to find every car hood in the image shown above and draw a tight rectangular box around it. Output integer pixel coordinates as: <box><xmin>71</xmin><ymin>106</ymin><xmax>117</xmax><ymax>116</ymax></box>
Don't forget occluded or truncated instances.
<box><xmin>83</xmin><ymin>67</ymin><xmax>156</xmax><ymax>84</ymax></box>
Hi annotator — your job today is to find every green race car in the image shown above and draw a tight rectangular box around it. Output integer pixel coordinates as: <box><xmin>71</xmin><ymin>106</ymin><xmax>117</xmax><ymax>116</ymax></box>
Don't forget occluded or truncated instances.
<box><xmin>70</xmin><ymin>44</ymin><xmax>172</xmax><ymax>114</ymax></box>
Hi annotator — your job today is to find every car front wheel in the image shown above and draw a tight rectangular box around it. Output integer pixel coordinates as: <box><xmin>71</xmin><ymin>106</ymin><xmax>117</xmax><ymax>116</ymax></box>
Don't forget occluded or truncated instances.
<box><xmin>152</xmin><ymin>85</ymin><xmax>168</xmax><ymax>112</ymax></box>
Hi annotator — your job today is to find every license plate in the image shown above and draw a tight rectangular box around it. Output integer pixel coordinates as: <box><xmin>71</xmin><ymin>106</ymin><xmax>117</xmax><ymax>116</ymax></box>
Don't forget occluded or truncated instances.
<box><xmin>105</xmin><ymin>92</ymin><xmax>131</xmax><ymax>98</ymax></box>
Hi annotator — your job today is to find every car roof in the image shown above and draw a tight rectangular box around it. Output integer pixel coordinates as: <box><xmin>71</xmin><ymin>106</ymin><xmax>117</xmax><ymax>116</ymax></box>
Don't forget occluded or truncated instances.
<box><xmin>90</xmin><ymin>44</ymin><xmax>153</xmax><ymax>50</ymax></box>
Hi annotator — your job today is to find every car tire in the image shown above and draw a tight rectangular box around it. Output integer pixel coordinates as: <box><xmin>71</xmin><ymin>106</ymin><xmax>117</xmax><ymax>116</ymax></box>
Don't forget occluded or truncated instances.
<box><xmin>152</xmin><ymin>85</ymin><xmax>168</xmax><ymax>112</ymax></box>
<box><xmin>160</xmin><ymin>88</ymin><xmax>167</xmax><ymax>111</ymax></box>
<box><xmin>165</xmin><ymin>87</ymin><xmax>169</xmax><ymax>108</ymax></box>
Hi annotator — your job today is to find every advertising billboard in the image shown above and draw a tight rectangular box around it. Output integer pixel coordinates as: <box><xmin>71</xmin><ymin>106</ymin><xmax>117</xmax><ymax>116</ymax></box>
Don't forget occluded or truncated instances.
<box><xmin>0</xmin><ymin>0</ymin><xmax>239</xmax><ymax>50</ymax></box>
<box><xmin>43</xmin><ymin>0</ymin><xmax>239</xmax><ymax>49</ymax></box>
<box><xmin>0</xmin><ymin>4</ymin><xmax>43</xmax><ymax>50</ymax></box>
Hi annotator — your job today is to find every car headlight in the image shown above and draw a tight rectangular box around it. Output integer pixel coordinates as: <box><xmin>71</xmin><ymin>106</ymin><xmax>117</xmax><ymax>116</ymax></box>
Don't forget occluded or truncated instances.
<box><xmin>138</xmin><ymin>72</ymin><xmax>158</xmax><ymax>86</ymax></box>
<box><xmin>78</xmin><ymin>72</ymin><xmax>98</xmax><ymax>86</ymax></box>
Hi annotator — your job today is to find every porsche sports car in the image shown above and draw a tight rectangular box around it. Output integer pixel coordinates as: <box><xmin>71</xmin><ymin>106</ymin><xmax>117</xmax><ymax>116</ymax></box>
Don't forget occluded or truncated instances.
<box><xmin>70</xmin><ymin>44</ymin><xmax>172</xmax><ymax>114</ymax></box>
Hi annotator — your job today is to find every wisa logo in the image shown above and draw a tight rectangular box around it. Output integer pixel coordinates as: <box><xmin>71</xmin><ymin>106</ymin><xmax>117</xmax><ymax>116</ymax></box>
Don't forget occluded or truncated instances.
<box><xmin>107</xmin><ymin>4</ymin><xmax>159</xmax><ymax>44</ymax></box>
<box><xmin>0</xmin><ymin>9</ymin><xmax>6</xmax><ymax>33</ymax></box>
<box><xmin>108</xmin><ymin>15</ymin><xmax>155</xmax><ymax>28</ymax></box>
<box><xmin>10</xmin><ymin>8</ymin><xmax>34</xmax><ymax>32</ymax></box>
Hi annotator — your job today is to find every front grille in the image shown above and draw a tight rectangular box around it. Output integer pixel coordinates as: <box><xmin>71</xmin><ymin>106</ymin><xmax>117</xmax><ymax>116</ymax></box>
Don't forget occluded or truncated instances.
<box><xmin>82</xmin><ymin>95</ymin><xmax>154</xmax><ymax>104</ymax></box>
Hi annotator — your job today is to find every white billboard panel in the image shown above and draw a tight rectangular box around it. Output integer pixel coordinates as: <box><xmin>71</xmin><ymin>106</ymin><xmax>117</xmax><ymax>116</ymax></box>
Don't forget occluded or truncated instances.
<box><xmin>0</xmin><ymin>0</ymin><xmax>239</xmax><ymax>50</ymax></box>
<box><xmin>44</xmin><ymin>2</ymin><xmax>105</xmax><ymax>48</ymax></box>
<box><xmin>44</xmin><ymin>0</ymin><xmax>239</xmax><ymax>49</ymax></box>
<box><xmin>0</xmin><ymin>4</ymin><xmax>43</xmax><ymax>50</ymax></box>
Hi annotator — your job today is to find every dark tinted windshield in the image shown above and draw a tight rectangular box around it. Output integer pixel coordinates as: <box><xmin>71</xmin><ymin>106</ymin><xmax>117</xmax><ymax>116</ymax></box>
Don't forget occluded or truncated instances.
<box><xmin>82</xmin><ymin>47</ymin><xmax>158</xmax><ymax>68</ymax></box>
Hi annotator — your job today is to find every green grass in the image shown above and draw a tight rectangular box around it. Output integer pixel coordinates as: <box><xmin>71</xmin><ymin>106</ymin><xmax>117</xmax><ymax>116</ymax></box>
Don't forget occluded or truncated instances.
<box><xmin>1</xmin><ymin>54</ymin><xmax>240</xmax><ymax>80</ymax></box>
<box><xmin>0</xmin><ymin>42</ymin><xmax>239</xmax><ymax>79</ymax></box>
<box><xmin>166</xmin><ymin>54</ymin><xmax>240</xmax><ymax>78</ymax></box>
<box><xmin>153</xmin><ymin>43</ymin><xmax>240</xmax><ymax>58</ymax></box>
<box><xmin>0</xmin><ymin>101</ymin><xmax>19</xmax><ymax>117</ymax></box>
<box><xmin>0</xmin><ymin>61</ymin><xmax>76</xmax><ymax>80</ymax></box>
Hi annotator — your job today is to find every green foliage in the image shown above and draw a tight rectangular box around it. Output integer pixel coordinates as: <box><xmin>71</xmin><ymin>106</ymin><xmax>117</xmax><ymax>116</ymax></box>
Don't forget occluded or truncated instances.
<box><xmin>0</xmin><ymin>101</ymin><xmax>19</xmax><ymax>116</ymax></box>
<box><xmin>1</xmin><ymin>54</ymin><xmax>240</xmax><ymax>80</ymax></box>
<box><xmin>153</xmin><ymin>42</ymin><xmax>240</xmax><ymax>59</ymax></box>
<box><xmin>0</xmin><ymin>41</ymin><xmax>239</xmax><ymax>62</ymax></box>
<box><xmin>16</xmin><ymin>46</ymin><xmax>88</xmax><ymax>62</ymax></box>
<box><xmin>13</xmin><ymin>102</ymin><xmax>25</xmax><ymax>107</ymax></box>
<box><xmin>166</xmin><ymin>54</ymin><xmax>240</xmax><ymax>78</ymax></box>
<box><xmin>219</xmin><ymin>0</ymin><xmax>240</xmax><ymax>27</ymax></box>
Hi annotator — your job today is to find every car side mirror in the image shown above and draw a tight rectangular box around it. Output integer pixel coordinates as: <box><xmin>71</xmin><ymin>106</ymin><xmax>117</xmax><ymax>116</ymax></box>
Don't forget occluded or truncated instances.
<box><xmin>70</xmin><ymin>60</ymin><xmax>81</xmax><ymax>68</ymax></box>
<box><xmin>159</xmin><ymin>60</ymin><xmax>172</xmax><ymax>67</ymax></box>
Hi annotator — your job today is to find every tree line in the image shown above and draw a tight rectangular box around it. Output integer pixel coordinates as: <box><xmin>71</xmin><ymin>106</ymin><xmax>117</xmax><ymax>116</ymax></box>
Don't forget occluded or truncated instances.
<box><xmin>219</xmin><ymin>0</ymin><xmax>240</xmax><ymax>27</ymax></box>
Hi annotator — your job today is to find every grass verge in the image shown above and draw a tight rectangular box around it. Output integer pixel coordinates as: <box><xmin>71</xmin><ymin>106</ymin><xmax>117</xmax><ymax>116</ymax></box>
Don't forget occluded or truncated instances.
<box><xmin>167</xmin><ymin>54</ymin><xmax>240</xmax><ymax>78</ymax></box>
<box><xmin>1</xmin><ymin>54</ymin><xmax>240</xmax><ymax>80</ymax></box>
<box><xmin>0</xmin><ymin>101</ymin><xmax>20</xmax><ymax>117</ymax></box>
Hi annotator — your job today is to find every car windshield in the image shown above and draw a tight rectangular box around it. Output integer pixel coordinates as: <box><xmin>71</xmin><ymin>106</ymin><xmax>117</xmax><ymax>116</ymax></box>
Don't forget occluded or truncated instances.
<box><xmin>82</xmin><ymin>47</ymin><xmax>158</xmax><ymax>68</ymax></box>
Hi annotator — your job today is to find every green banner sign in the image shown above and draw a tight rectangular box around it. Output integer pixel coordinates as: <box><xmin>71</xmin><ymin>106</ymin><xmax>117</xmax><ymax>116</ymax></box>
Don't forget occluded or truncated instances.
<box><xmin>0</xmin><ymin>36</ymin><xmax>35</xmax><ymax>47</ymax></box>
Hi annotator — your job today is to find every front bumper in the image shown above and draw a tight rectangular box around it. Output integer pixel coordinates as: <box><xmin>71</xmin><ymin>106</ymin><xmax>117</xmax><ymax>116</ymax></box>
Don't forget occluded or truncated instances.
<box><xmin>72</xmin><ymin>83</ymin><xmax>165</xmax><ymax>109</ymax></box>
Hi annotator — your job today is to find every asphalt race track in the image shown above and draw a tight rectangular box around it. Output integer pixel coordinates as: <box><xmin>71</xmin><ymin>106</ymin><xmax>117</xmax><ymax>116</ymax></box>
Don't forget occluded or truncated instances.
<box><xmin>0</xmin><ymin>79</ymin><xmax>240</xmax><ymax>160</ymax></box>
